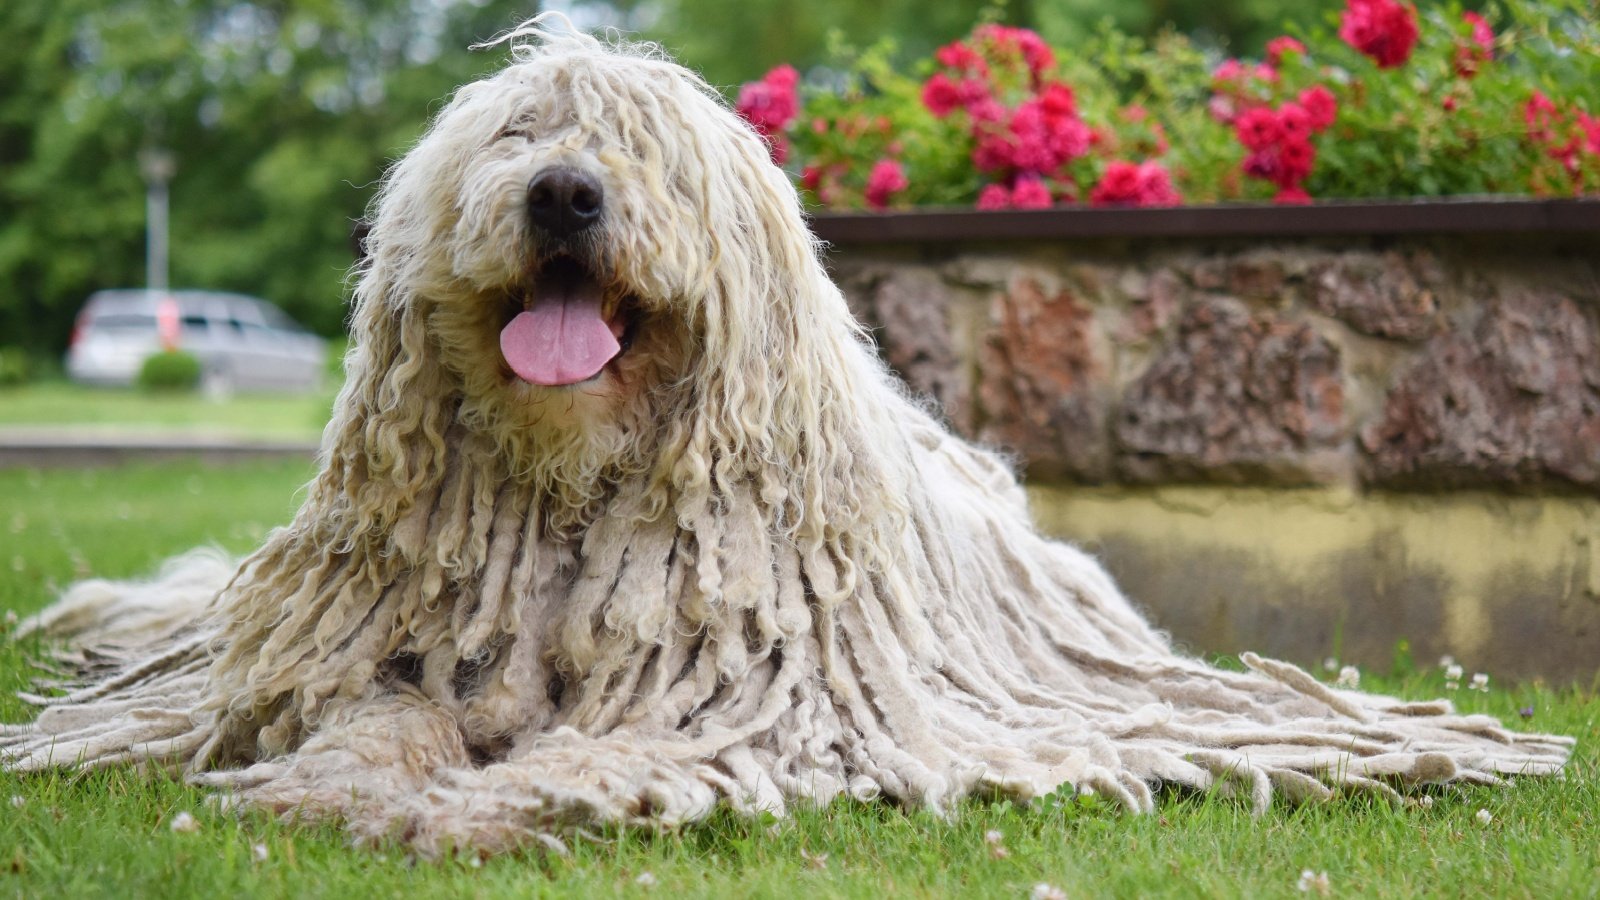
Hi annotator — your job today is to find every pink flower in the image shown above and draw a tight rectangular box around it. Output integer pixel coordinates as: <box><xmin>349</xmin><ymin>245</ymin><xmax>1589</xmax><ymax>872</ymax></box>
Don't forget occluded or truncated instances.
<box><xmin>975</xmin><ymin>25</ymin><xmax>1055</xmax><ymax>77</ymax></box>
<box><xmin>1524</xmin><ymin>91</ymin><xmax>1563</xmax><ymax>145</ymax></box>
<box><xmin>1037</xmin><ymin>82</ymin><xmax>1077</xmax><ymax>119</ymax></box>
<box><xmin>1245</xmin><ymin>135</ymin><xmax>1316</xmax><ymax>188</ymax></box>
<box><xmin>973</xmin><ymin>132</ymin><xmax>1015</xmax><ymax>173</ymax></box>
<box><xmin>1234</xmin><ymin>107</ymin><xmax>1283</xmax><ymax>151</ymax></box>
<box><xmin>1456</xmin><ymin>11</ymin><xmax>1495</xmax><ymax>78</ymax></box>
<box><xmin>977</xmin><ymin>183</ymin><xmax>1012</xmax><ymax>210</ymax></box>
<box><xmin>935</xmin><ymin>40</ymin><xmax>987</xmax><ymax>75</ymax></box>
<box><xmin>736</xmin><ymin>64</ymin><xmax>801</xmax><ymax>163</ymax></box>
<box><xmin>970</xmin><ymin>89</ymin><xmax>1091</xmax><ymax>178</ymax></box>
<box><xmin>1212</xmin><ymin>59</ymin><xmax>1247</xmax><ymax>87</ymax></box>
<box><xmin>1274</xmin><ymin>185</ymin><xmax>1314</xmax><ymax>204</ymax></box>
<box><xmin>1339</xmin><ymin>0</ymin><xmax>1420</xmax><ymax>69</ymax></box>
<box><xmin>966</xmin><ymin>96</ymin><xmax>1007</xmax><ymax>124</ymax></box>
<box><xmin>922</xmin><ymin>74</ymin><xmax>964</xmax><ymax>117</ymax></box>
<box><xmin>1277</xmin><ymin>102</ymin><xmax>1313</xmax><ymax>142</ymax></box>
<box><xmin>1298</xmin><ymin>85</ymin><xmax>1338</xmax><ymax>131</ymax></box>
<box><xmin>1465</xmin><ymin>12</ymin><xmax>1495</xmax><ymax>52</ymax></box>
<box><xmin>1266</xmin><ymin>36</ymin><xmax>1307</xmax><ymax>67</ymax></box>
<box><xmin>1578</xmin><ymin>112</ymin><xmax>1600</xmax><ymax>156</ymax></box>
<box><xmin>1208</xmin><ymin>94</ymin><xmax>1239</xmax><ymax>124</ymax></box>
<box><xmin>1209</xmin><ymin>57</ymin><xmax>1277</xmax><ymax>125</ymax></box>
<box><xmin>1250</xmin><ymin>138</ymin><xmax>1317</xmax><ymax>189</ymax></box>
<box><xmin>1010</xmin><ymin>177</ymin><xmax>1053</xmax><ymax>208</ymax></box>
<box><xmin>1090</xmin><ymin>160</ymin><xmax>1179</xmax><ymax>207</ymax></box>
<box><xmin>864</xmin><ymin>159</ymin><xmax>909</xmax><ymax>210</ymax></box>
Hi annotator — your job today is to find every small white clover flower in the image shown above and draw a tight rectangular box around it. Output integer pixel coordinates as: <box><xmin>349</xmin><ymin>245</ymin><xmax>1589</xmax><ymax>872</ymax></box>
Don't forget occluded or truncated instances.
<box><xmin>1322</xmin><ymin>657</ymin><xmax>1339</xmax><ymax>672</ymax></box>
<box><xmin>1438</xmin><ymin>654</ymin><xmax>1455</xmax><ymax>669</ymax></box>
<box><xmin>1470</xmin><ymin>673</ymin><xmax>1489</xmax><ymax>693</ymax></box>
<box><xmin>984</xmin><ymin>829</ymin><xmax>1010</xmax><ymax>859</ymax></box>
<box><xmin>1031</xmin><ymin>883</ymin><xmax>1068</xmax><ymax>900</ymax></box>
<box><xmin>635</xmin><ymin>872</ymin><xmax>657</xmax><ymax>887</ymax></box>
<box><xmin>168</xmin><ymin>811</ymin><xmax>199</xmax><ymax>833</ymax></box>
<box><xmin>1476</xmin><ymin>808</ymin><xmax>1493</xmax><ymax>826</ymax></box>
<box><xmin>1335</xmin><ymin>666</ymin><xmax>1360</xmax><ymax>689</ymax></box>
<box><xmin>9</xmin><ymin>795</ymin><xmax>22</xmax><ymax>809</ymax></box>
<box><xmin>252</xmin><ymin>843</ymin><xmax>270</xmax><ymax>862</ymax></box>
<box><xmin>1296</xmin><ymin>869</ymin><xmax>1331</xmax><ymax>895</ymax></box>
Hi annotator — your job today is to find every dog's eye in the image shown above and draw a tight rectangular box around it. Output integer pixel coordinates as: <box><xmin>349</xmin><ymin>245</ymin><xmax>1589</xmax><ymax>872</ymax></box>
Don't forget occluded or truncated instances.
<box><xmin>498</xmin><ymin>128</ymin><xmax>527</xmax><ymax>142</ymax></box>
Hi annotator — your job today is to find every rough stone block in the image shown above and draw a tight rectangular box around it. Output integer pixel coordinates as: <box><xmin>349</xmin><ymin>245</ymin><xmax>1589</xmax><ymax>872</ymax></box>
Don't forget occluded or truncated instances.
<box><xmin>976</xmin><ymin>276</ymin><xmax>1109</xmax><ymax>479</ymax></box>
<box><xmin>1115</xmin><ymin>297</ymin><xmax>1347</xmax><ymax>483</ymax></box>
<box><xmin>1362</xmin><ymin>289</ymin><xmax>1600</xmax><ymax>489</ymax></box>
<box><xmin>846</xmin><ymin>266</ymin><xmax>973</xmax><ymax>432</ymax></box>
<box><xmin>1309</xmin><ymin>251</ymin><xmax>1440</xmax><ymax>340</ymax></box>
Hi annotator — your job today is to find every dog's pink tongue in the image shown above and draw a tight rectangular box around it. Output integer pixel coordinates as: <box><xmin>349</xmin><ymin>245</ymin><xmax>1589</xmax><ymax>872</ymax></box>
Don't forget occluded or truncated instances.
<box><xmin>500</xmin><ymin>292</ymin><xmax>620</xmax><ymax>387</ymax></box>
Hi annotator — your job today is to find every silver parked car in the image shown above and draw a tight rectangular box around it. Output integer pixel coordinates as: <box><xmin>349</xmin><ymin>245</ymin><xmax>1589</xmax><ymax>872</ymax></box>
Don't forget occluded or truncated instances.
<box><xmin>66</xmin><ymin>289</ymin><xmax>328</xmax><ymax>393</ymax></box>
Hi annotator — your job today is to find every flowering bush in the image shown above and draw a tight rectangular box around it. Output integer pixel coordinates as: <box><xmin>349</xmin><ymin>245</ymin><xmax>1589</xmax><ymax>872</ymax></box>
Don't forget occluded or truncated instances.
<box><xmin>736</xmin><ymin>0</ymin><xmax>1600</xmax><ymax>210</ymax></box>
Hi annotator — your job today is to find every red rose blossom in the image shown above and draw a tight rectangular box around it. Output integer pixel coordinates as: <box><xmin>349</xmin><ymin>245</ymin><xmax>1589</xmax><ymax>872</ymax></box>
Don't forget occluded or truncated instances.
<box><xmin>1090</xmin><ymin>160</ymin><xmax>1179</xmax><ymax>207</ymax></box>
<box><xmin>935</xmin><ymin>40</ymin><xmax>987</xmax><ymax>75</ymax></box>
<box><xmin>1455</xmin><ymin>11</ymin><xmax>1495</xmax><ymax>78</ymax></box>
<box><xmin>977</xmin><ymin>183</ymin><xmax>1012</xmax><ymax>210</ymax></box>
<box><xmin>736</xmin><ymin>65</ymin><xmax>801</xmax><ymax>163</ymax></box>
<box><xmin>1234</xmin><ymin>107</ymin><xmax>1283</xmax><ymax>151</ymax></box>
<box><xmin>921</xmin><ymin>73</ymin><xmax>963</xmax><ymax>117</ymax></box>
<box><xmin>864</xmin><ymin>159</ymin><xmax>909</xmax><ymax>210</ymax></box>
<box><xmin>1524</xmin><ymin>91</ymin><xmax>1563</xmax><ymax>145</ymax></box>
<box><xmin>1274</xmin><ymin>186</ymin><xmax>1314</xmax><ymax>205</ymax></box>
<box><xmin>1010</xmin><ymin>177</ymin><xmax>1053</xmax><ymax>208</ymax></box>
<box><xmin>1298</xmin><ymin>86</ymin><xmax>1338</xmax><ymax>131</ymax></box>
<box><xmin>1338</xmin><ymin>0</ymin><xmax>1420</xmax><ymax>69</ymax></box>
<box><xmin>1266</xmin><ymin>36</ymin><xmax>1307</xmax><ymax>67</ymax></box>
<box><xmin>975</xmin><ymin>25</ymin><xmax>1055</xmax><ymax>78</ymax></box>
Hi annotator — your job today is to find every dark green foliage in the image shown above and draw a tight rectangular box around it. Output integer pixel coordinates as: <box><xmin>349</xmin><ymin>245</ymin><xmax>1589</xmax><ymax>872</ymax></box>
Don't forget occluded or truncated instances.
<box><xmin>0</xmin><ymin>0</ymin><xmax>531</xmax><ymax>356</ymax></box>
<box><xmin>136</xmin><ymin>349</ymin><xmax>202</xmax><ymax>392</ymax></box>
<box><xmin>0</xmin><ymin>347</ymin><xmax>32</xmax><ymax>387</ymax></box>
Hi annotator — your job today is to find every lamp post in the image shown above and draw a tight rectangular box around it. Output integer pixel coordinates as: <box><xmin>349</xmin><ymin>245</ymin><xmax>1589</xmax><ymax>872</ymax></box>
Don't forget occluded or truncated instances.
<box><xmin>138</xmin><ymin>147</ymin><xmax>175</xmax><ymax>294</ymax></box>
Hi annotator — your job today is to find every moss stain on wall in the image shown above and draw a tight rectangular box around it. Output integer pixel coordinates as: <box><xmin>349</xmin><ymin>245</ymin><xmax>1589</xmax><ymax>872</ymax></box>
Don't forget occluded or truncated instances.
<box><xmin>1028</xmin><ymin>485</ymin><xmax>1600</xmax><ymax>681</ymax></box>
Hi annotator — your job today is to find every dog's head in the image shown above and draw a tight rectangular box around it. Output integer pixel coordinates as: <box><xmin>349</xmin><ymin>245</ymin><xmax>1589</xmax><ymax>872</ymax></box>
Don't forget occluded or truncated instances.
<box><xmin>335</xmin><ymin>20</ymin><xmax>868</xmax><ymax>527</ymax></box>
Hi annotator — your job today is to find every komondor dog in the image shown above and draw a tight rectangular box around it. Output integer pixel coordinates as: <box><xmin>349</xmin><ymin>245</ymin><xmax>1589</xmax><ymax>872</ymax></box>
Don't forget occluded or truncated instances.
<box><xmin>2</xmin><ymin>19</ymin><xmax>1571</xmax><ymax>855</ymax></box>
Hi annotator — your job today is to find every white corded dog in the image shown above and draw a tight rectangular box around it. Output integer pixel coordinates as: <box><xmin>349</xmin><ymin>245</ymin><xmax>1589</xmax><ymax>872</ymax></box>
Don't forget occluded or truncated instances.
<box><xmin>3</xmin><ymin>19</ymin><xmax>1570</xmax><ymax>855</ymax></box>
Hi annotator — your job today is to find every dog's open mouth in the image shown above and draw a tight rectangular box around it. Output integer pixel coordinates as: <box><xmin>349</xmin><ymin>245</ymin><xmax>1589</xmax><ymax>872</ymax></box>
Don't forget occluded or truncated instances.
<box><xmin>499</xmin><ymin>254</ymin><xmax>639</xmax><ymax>387</ymax></box>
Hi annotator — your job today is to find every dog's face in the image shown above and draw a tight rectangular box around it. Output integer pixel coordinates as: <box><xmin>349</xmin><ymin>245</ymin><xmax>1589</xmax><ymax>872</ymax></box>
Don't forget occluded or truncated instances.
<box><xmin>347</xmin><ymin>33</ymin><xmax>839</xmax><ymax>518</ymax></box>
<box><xmin>370</xmin><ymin>41</ymin><xmax>799</xmax><ymax>456</ymax></box>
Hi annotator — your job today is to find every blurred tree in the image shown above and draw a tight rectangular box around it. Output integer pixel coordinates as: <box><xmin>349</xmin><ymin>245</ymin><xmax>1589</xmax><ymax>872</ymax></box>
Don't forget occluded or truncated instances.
<box><xmin>0</xmin><ymin>0</ymin><xmax>530</xmax><ymax>352</ymax></box>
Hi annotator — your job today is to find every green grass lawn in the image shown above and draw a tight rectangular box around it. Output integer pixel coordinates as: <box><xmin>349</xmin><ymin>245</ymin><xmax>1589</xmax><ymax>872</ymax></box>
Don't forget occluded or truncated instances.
<box><xmin>2</xmin><ymin>460</ymin><xmax>1596</xmax><ymax>898</ymax></box>
<box><xmin>0</xmin><ymin>381</ymin><xmax>336</xmax><ymax>440</ymax></box>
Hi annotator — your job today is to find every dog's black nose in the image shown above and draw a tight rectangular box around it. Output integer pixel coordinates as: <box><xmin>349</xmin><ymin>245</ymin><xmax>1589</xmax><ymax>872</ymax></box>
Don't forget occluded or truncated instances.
<box><xmin>527</xmin><ymin>167</ymin><xmax>603</xmax><ymax>239</ymax></box>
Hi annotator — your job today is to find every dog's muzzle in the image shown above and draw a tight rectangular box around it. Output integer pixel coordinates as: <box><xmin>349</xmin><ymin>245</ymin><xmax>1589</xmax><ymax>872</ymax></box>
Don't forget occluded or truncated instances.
<box><xmin>527</xmin><ymin>166</ymin><xmax>603</xmax><ymax>240</ymax></box>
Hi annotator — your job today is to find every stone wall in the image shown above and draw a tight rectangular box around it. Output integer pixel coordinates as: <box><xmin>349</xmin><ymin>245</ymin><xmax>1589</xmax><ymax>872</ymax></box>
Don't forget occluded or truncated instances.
<box><xmin>824</xmin><ymin>227</ymin><xmax>1600</xmax><ymax>681</ymax></box>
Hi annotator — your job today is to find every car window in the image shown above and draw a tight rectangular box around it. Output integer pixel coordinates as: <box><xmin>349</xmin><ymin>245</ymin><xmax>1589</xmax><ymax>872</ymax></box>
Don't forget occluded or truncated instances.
<box><xmin>258</xmin><ymin>305</ymin><xmax>299</xmax><ymax>332</ymax></box>
<box><xmin>241</xmin><ymin>321</ymin><xmax>281</xmax><ymax>342</ymax></box>
<box><xmin>181</xmin><ymin>314</ymin><xmax>210</xmax><ymax>334</ymax></box>
<box><xmin>89</xmin><ymin>314</ymin><xmax>158</xmax><ymax>331</ymax></box>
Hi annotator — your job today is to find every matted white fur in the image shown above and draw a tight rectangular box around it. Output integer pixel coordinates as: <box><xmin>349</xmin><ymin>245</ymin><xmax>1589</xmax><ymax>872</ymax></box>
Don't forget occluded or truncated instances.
<box><xmin>2</xmin><ymin>18</ymin><xmax>1571</xmax><ymax>855</ymax></box>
